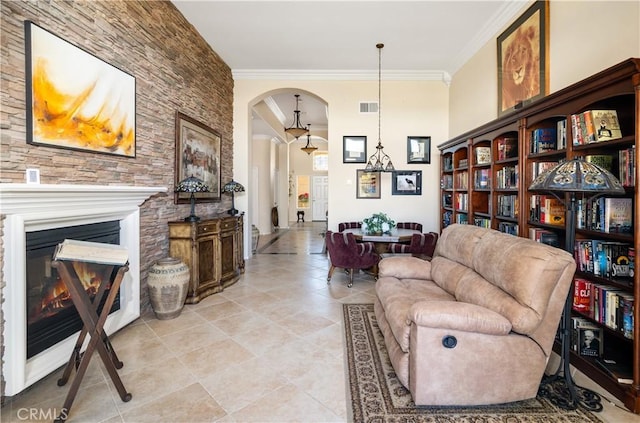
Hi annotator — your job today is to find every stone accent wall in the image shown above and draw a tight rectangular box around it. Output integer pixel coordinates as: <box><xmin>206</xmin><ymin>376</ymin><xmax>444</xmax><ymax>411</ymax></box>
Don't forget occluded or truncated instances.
<box><xmin>0</xmin><ymin>0</ymin><xmax>234</xmax><ymax>399</ymax></box>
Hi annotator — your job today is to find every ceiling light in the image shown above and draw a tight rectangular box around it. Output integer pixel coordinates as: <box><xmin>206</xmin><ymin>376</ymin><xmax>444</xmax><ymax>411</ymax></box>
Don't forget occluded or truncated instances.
<box><xmin>365</xmin><ymin>43</ymin><xmax>394</xmax><ymax>173</ymax></box>
<box><xmin>301</xmin><ymin>125</ymin><xmax>318</xmax><ymax>155</ymax></box>
<box><xmin>284</xmin><ymin>94</ymin><xmax>309</xmax><ymax>139</ymax></box>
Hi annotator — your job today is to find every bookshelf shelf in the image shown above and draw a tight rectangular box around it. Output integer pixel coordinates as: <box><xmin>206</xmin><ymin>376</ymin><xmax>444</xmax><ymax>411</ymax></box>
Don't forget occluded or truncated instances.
<box><xmin>438</xmin><ymin>58</ymin><xmax>640</xmax><ymax>414</ymax></box>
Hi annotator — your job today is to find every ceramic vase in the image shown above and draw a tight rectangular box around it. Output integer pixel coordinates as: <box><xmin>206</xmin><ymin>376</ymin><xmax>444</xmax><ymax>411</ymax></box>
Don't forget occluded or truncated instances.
<box><xmin>147</xmin><ymin>257</ymin><xmax>190</xmax><ymax>320</ymax></box>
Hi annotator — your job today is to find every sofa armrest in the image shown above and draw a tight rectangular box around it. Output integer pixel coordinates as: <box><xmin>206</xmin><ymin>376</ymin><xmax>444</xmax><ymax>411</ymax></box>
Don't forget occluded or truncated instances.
<box><xmin>409</xmin><ymin>301</ymin><xmax>512</xmax><ymax>335</ymax></box>
<box><xmin>378</xmin><ymin>256</ymin><xmax>431</xmax><ymax>280</ymax></box>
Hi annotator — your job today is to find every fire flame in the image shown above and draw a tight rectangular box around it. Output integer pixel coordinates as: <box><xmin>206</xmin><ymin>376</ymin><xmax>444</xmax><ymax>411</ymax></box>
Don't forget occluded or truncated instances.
<box><xmin>32</xmin><ymin>58</ymin><xmax>134</xmax><ymax>154</ymax></box>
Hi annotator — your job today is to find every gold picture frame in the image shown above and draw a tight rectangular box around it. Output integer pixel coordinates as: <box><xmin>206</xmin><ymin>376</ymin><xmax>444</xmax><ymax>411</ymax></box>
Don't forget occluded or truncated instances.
<box><xmin>175</xmin><ymin>112</ymin><xmax>221</xmax><ymax>203</ymax></box>
<box><xmin>497</xmin><ymin>0</ymin><xmax>549</xmax><ymax>116</ymax></box>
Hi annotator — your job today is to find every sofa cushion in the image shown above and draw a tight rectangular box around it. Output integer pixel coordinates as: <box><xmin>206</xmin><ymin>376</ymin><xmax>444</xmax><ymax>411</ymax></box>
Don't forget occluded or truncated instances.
<box><xmin>375</xmin><ymin>276</ymin><xmax>454</xmax><ymax>352</ymax></box>
<box><xmin>433</xmin><ymin>224</ymin><xmax>576</xmax><ymax>334</ymax></box>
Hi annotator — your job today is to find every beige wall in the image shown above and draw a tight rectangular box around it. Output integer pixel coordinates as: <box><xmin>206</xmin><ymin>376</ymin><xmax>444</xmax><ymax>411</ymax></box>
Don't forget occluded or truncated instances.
<box><xmin>449</xmin><ymin>0</ymin><xmax>640</xmax><ymax>138</ymax></box>
<box><xmin>234</xmin><ymin>80</ymin><xmax>449</xmax><ymax>235</ymax></box>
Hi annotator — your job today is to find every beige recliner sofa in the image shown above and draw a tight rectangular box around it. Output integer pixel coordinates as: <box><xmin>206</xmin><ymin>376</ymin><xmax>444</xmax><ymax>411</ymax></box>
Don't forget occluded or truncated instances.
<box><xmin>374</xmin><ymin>224</ymin><xmax>576</xmax><ymax>406</ymax></box>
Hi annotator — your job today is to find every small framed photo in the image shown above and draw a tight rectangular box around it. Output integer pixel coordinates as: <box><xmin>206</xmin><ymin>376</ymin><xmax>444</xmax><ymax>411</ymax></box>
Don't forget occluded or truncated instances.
<box><xmin>392</xmin><ymin>170</ymin><xmax>422</xmax><ymax>195</ymax></box>
<box><xmin>343</xmin><ymin>136</ymin><xmax>367</xmax><ymax>163</ymax></box>
<box><xmin>407</xmin><ymin>136</ymin><xmax>431</xmax><ymax>164</ymax></box>
<box><xmin>356</xmin><ymin>170</ymin><xmax>380</xmax><ymax>199</ymax></box>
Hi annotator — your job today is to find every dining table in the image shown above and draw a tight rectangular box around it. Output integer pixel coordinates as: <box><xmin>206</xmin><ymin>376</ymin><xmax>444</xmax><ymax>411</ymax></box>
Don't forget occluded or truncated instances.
<box><xmin>343</xmin><ymin>228</ymin><xmax>419</xmax><ymax>254</ymax></box>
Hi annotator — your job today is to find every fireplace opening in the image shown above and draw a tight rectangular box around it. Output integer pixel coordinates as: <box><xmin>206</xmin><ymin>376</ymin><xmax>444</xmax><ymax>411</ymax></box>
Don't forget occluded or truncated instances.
<box><xmin>26</xmin><ymin>221</ymin><xmax>121</xmax><ymax>359</ymax></box>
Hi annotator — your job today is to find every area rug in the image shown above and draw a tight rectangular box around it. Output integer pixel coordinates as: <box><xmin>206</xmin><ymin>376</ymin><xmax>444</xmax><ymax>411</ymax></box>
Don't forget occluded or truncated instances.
<box><xmin>343</xmin><ymin>303</ymin><xmax>603</xmax><ymax>422</ymax></box>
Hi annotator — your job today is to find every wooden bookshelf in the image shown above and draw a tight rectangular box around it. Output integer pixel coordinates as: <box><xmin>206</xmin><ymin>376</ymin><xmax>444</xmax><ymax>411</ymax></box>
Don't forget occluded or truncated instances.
<box><xmin>438</xmin><ymin>58</ymin><xmax>640</xmax><ymax>413</ymax></box>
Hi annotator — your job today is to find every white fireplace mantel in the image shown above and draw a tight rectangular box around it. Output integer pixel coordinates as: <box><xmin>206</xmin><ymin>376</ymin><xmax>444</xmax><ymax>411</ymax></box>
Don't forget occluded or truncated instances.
<box><xmin>0</xmin><ymin>183</ymin><xmax>166</xmax><ymax>395</ymax></box>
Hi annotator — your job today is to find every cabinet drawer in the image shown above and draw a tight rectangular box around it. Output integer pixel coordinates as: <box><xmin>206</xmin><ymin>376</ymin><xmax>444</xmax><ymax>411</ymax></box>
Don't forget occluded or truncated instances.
<box><xmin>198</xmin><ymin>222</ymin><xmax>220</xmax><ymax>235</ymax></box>
<box><xmin>220</xmin><ymin>219</ymin><xmax>236</xmax><ymax>231</ymax></box>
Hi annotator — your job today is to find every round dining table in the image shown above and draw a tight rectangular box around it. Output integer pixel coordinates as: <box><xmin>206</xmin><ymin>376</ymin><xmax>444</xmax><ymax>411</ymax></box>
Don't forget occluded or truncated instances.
<box><xmin>343</xmin><ymin>228</ymin><xmax>419</xmax><ymax>254</ymax></box>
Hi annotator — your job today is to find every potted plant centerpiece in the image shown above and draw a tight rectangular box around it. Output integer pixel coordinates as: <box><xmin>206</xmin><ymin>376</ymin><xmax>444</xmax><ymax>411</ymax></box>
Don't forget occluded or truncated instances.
<box><xmin>362</xmin><ymin>212</ymin><xmax>395</xmax><ymax>235</ymax></box>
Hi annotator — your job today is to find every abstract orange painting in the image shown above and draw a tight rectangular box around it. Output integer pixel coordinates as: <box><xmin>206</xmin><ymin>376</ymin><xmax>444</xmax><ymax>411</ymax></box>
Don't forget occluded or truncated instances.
<box><xmin>25</xmin><ymin>21</ymin><xmax>136</xmax><ymax>157</ymax></box>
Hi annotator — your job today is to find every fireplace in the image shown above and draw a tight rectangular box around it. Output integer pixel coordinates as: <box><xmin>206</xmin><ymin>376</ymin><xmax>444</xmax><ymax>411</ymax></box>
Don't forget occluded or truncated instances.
<box><xmin>0</xmin><ymin>183</ymin><xmax>165</xmax><ymax>396</ymax></box>
<box><xmin>26</xmin><ymin>221</ymin><xmax>121</xmax><ymax>359</ymax></box>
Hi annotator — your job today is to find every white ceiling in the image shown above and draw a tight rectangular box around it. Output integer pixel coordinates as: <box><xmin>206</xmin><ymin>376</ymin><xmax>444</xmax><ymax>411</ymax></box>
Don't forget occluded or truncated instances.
<box><xmin>171</xmin><ymin>0</ymin><xmax>527</xmax><ymax>138</ymax></box>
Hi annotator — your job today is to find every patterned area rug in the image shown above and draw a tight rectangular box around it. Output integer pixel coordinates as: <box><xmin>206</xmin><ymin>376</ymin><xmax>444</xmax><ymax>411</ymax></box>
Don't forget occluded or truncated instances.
<box><xmin>343</xmin><ymin>303</ymin><xmax>603</xmax><ymax>422</ymax></box>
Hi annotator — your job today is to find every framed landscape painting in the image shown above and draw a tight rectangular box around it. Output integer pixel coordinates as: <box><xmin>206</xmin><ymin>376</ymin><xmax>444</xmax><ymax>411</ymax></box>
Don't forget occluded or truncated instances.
<box><xmin>25</xmin><ymin>21</ymin><xmax>136</xmax><ymax>157</ymax></box>
<box><xmin>175</xmin><ymin>112</ymin><xmax>221</xmax><ymax>203</ymax></box>
<box><xmin>497</xmin><ymin>0</ymin><xmax>549</xmax><ymax>116</ymax></box>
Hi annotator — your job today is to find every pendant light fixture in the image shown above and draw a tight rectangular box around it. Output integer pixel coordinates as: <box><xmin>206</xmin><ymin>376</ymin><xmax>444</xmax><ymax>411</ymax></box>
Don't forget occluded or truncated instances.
<box><xmin>284</xmin><ymin>94</ymin><xmax>309</xmax><ymax>139</ymax></box>
<box><xmin>365</xmin><ymin>43</ymin><xmax>395</xmax><ymax>172</ymax></box>
<box><xmin>300</xmin><ymin>124</ymin><xmax>318</xmax><ymax>155</ymax></box>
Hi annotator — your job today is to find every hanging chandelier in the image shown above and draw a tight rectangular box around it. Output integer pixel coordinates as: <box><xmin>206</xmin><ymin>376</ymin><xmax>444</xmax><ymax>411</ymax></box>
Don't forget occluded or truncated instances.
<box><xmin>284</xmin><ymin>94</ymin><xmax>309</xmax><ymax>139</ymax></box>
<box><xmin>300</xmin><ymin>124</ymin><xmax>318</xmax><ymax>155</ymax></box>
<box><xmin>365</xmin><ymin>43</ymin><xmax>395</xmax><ymax>172</ymax></box>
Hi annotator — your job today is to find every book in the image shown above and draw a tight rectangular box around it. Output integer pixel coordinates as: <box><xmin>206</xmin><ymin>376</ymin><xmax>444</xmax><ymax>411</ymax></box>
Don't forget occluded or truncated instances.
<box><xmin>585</xmin><ymin>155</ymin><xmax>613</xmax><ymax>172</ymax></box>
<box><xmin>496</xmin><ymin>136</ymin><xmax>518</xmax><ymax>160</ymax></box>
<box><xmin>577</xmin><ymin>323</ymin><xmax>602</xmax><ymax>358</ymax></box>
<box><xmin>589</xmin><ymin>110</ymin><xmax>623</xmax><ymax>142</ymax></box>
<box><xmin>54</xmin><ymin>239</ymin><xmax>129</xmax><ymax>265</ymax></box>
<box><xmin>596</xmin><ymin>358</ymin><xmax>633</xmax><ymax>384</ymax></box>
<box><xmin>603</xmin><ymin>197</ymin><xmax>633</xmax><ymax>234</ymax></box>
<box><xmin>572</xmin><ymin>278</ymin><xmax>592</xmax><ymax>313</ymax></box>
<box><xmin>475</xmin><ymin>147</ymin><xmax>491</xmax><ymax>165</ymax></box>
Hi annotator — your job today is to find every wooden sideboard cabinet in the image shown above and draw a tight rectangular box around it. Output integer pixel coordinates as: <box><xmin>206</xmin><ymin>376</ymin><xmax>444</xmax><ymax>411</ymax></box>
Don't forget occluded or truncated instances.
<box><xmin>168</xmin><ymin>214</ymin><xmax>244</xmax><ymax>304</ymax></box>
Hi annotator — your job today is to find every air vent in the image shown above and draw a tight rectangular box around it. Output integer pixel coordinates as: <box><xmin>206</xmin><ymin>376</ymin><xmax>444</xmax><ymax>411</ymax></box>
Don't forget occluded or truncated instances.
<box><xmin>359</xmin><ymin>102</ymin><xmax>378</xmax><ymax>113</ymax></box>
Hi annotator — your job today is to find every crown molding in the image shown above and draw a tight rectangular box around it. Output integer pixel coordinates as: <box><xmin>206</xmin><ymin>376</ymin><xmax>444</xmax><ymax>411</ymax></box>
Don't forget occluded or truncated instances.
<box><xmin>232</xmin><ymin>69</ymin><xmax>451</xmax><ymax>83</ymax></box>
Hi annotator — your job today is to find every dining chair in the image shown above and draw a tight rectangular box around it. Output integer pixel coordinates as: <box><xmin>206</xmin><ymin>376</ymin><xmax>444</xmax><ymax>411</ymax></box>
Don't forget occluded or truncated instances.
<box><xmin>388</xmin><ymin>232</ymin><xmax>438</xmax><ymax>257</ymax></box>
<box><xmin>396</xmin><ymin>222</ymin><xmax>423</xmax><ymax>232</ymax></box>
<box><xmin>338</xmin><ymin>221</ymin><xmax>362</xmax><ymax>232</ymax></box>
<box><xmin>325</xmin><ymin>231</ymin><xmax>380</xmax><ymax>287</ymax></box>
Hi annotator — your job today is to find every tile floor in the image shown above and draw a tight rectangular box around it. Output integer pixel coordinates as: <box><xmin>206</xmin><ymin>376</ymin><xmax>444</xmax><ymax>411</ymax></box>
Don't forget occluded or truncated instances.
<box><xmin>2</xmin><ymin>222</ymin><xmax>639</xmax><ymax>422</ymax></box>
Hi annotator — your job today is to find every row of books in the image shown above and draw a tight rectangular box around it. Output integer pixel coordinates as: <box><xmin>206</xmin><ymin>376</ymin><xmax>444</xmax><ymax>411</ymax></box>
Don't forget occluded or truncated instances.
<box><xmin>531</xmin><ymin>161</ymin><xmax>558</xmax><ymax>181</ymax></box>
<box><xmin>473</xmin><ymin>217</ymin><xmax>490</xmax><ymax>228</ymax></box>
<box><xmin>572</xmin><ymin>279</ymin><xmax>634</xmax><ymax>339</ymax></box>
<box><xmin>458</xmin><ymin>158</ymin><xmax>469</xmax><ymax>168</ymax></box>
<box><xmin>573</xmin><ymin>239</ymin><xmax>634</xmax><ymax>279</ymax></box>
<box><xmin>576</xmin><ymin>197</ymin><xmax>633</xmax><ymax>234</ymax></box>
<box><xmin>442</xmin><ymin>193</ymin><xmax>452</xmax><ymax>208</ymax></box>
<box><xmin>529</xmin><ymin>195</ymin><xmax>565</xmax><ymax>225</ymax></box>
<box><xmin>496</xmin><ymin>194</ymin><xmax>518</xmax><ymax>218</ymax></box>
<box><xmin>571</xmin><ymin>109</ymin><xmax>623</xmax><ymax>145</ymax></box>
<box><xmin>495</xmin><ymin>165</ymin><xmax>518</xmax><ymax>189</ymax></box>
<box><xmin>441</xmin><ymin>174</ymin><xmax>453</xmax><ymax>190</ymax></box>
<box><xmin>498</xmin><ymin>222</ymin><xmax>518</xmax><ymax>235</ymax></box>
<box><xmin>530</xmin><ymin>128</ymin><xmax>558</xmax><ymax>154</ymax></box>
<box><xmin>442</xmin><ymin>156</ymin><xmax>453</xmax><ymax>172</ymax></box>
<box><xmin>455</xmin><ymin>213</ymin><xmax>468</xmax><ymax>224</ymax></box>
<box><xmin>454</xmin><ymin>193</ymin><xmax>468</xmax><ymax>211</ymax></box>
<box><xmin>619</xmin><ymin>146</ymin><xmax>636</xmax><ymax>187</ymax></box>
<box><xmin>496</xmin><ymin>136</ymin><xmax>518</xmax><ymax>161</ymax></box>
<box><xmin>442</xmin><ymin>211</ymin><xmax>452</xmax><ymax>227</ymax></box>
<box><xmin>473</xmin><ymin>169</ymin><xmax>490</xmax><ymax>189</ymax></box>
<box><xmin>455</xmin><ymin>171</ymin><xmax>468</xmax><ymax>190</ymax></box>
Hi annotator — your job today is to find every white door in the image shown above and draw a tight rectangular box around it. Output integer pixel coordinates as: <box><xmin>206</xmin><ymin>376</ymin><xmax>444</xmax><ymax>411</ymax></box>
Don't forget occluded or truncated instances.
<box><xmin>312</xmin><ymin>176</ymin><xmax>328</xmax><ymax>221</ymax></box>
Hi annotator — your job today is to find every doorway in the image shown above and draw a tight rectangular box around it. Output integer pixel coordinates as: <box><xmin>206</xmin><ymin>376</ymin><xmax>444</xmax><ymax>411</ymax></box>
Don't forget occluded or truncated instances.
<box><xmin>312</xmin><ymin>175</ymin><xmax>328</xmax><ymax>221</ymax></box>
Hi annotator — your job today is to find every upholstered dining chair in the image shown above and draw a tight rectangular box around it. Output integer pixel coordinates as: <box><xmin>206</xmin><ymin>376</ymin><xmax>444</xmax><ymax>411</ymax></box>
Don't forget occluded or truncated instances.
<box><xmin>338</xmin><ymin>221</ymin><xmax>362</xmax><ymax>232</ymax></box>
<box><xmin>325</xmin><ymin>231</ymin><xmax>380</xmax><ymax>287</ymax></box>
<box><xmin>396</xmin><ymin>222</ymin><xmax>423</xmax><ymax>232</ymax></box>
<box><xmin>388</xmin><ymin>232</ymin><xmax>438</xmax><ymax>257</ymax></box>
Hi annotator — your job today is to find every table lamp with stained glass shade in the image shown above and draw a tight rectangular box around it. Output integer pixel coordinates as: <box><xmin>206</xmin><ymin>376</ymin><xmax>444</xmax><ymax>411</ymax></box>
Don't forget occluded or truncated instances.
<box><xmin>528</xmin><ymin>157</ymin><xmax>625</xmax><ymax>412</ymax></box>
<box><xmin>175</xmin><ymin>175</ymin><xmax>210</xmax><ymax>222</ymax></box>
<box><xmin>222</xmin><ymin>180</ymin><xmax>245</xmax><ymax>215</ymax></box>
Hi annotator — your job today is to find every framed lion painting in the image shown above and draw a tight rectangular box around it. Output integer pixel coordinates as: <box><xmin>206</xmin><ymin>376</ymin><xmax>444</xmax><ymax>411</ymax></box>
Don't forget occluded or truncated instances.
<box><xmin>497</xmin><ymin>0</ymin><xmax>549</xmax><ymax>116</ymax></box>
